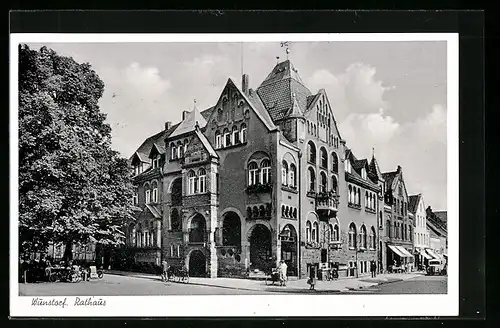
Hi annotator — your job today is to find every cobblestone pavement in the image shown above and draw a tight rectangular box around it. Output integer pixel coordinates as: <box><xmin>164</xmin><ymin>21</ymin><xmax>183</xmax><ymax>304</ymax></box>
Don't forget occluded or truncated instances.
<box><xmin>341</xmin><ymin>275</ymin><xmax>447</xmax><ymax>294</ymax></box>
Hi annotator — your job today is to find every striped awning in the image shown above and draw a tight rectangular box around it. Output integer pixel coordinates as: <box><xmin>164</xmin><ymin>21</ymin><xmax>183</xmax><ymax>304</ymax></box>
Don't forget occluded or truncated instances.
<box><xmin>395</xmin><ymin>246</ymin><xmax>414</xmax><ymax>258</ymax></box>
<box><xmin>425</xmin><ymin>248</ymin><xmax>441</xmax><ymax>260</ymax></box>
<box><xmin>388</xmin><ymin>245</ymin><xmax>406</xmax><ymax>258</ymax></box>
<box><xmin>417</xmin><ymin>248</ymin><xmax>433</xmax><ymax>260</ymax></box>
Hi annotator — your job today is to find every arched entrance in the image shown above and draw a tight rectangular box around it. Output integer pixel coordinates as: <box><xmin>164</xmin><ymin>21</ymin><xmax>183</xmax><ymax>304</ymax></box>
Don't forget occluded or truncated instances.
<box><xmin>249</xmin><ymin>224</ymin><xmax>272</xmax><ymax>272</ymax></box>
<box><xmin>280</xmin><ymin>224</ymin><xmax>298</xmax><ymax>276</ymax></box>
<box><xmin>188</xmin><ymin>250</ymin><xmax>206</xmax><ymax>277</ymax></box>
<box><xmin>222</xmin><ymin>212</ymin><xmax>241</xmax><ymax>247</ymax></box>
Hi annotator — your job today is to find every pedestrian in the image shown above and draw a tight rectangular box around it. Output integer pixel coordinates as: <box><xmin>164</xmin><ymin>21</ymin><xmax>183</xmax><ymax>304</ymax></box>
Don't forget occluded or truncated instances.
<box><xmin>370</xmin><ymin>260</ymin><xmax>376</xmax><ymax>278</ymax></box>
<box><xmin>307</xmin><ymin>266</ymin><xmax>317</xmax><ymax>291</ymax></box>
<box><xmin>161</xmin><ymin>260</ymin><xmax>169</xmax><ymax>281</ymax></box>
<box><xmin>278</xmin><ymin>260</ymin><xmax>288</xmax><ymax>286</ymax></box>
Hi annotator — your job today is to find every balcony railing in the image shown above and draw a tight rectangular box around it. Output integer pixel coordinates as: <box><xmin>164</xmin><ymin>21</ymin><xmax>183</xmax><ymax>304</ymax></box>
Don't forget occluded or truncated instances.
<box><xmin>315</xmin><ymin>191</ymin><xmax>339</xmax><ymax>220</ymax></box>
<box><xmin>245</xmin><ymin>183</ymin><xmax>272</xmax><ymax>194</ymax></box>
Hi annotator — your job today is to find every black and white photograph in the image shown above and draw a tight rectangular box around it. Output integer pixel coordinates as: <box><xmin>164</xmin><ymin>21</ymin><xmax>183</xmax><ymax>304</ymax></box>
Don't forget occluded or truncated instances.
<box><xmin>10</xmin><ymin>33</ymin><xmax>459</xmax><ymax>317</ymax></box>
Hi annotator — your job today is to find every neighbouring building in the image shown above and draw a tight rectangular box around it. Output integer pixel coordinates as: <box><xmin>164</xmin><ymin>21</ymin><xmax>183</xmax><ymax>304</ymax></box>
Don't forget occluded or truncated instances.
<box><xmin>381</xmin><ymin>166</ymin><xmax>415</xmax><ymax>272</ymax></box>
<box><xmin>426</xmin><ymin>207</ymin><xmax>448</xmax><ymax>263</ymax></box>
<box><xmin>121</xmin><ymin>59</ymin><xmax>383</xmax><ymax>279</ymax></box>
<box><xmin>409</xmin><ymin>193</ymin><xmax>432</xmax><ymax>270</ymax></box>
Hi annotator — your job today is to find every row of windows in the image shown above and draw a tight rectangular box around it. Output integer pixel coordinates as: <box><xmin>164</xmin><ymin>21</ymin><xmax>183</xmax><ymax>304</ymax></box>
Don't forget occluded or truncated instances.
<box><xmin>307</xmin><ymin>141</ymin><xmax>339</xmax><ymax>172</ymax></box>
<box><xmin>307</xmin><ymin>120</ymin><xmax>319</xmax><ymax>137</ymax></box>
<box><xmin>316</xmin><ymin>100</ymin><xmax>331</xmax><ymax>129</ymax></box>
<box><xmin>216</xmin><ymin>98</ymin><xmax>249</xmax><ymax>122</ymax></box>
<box><xmin>395</xmin><ymin>198</ymin><xmax>408</xmax><ymax>216</ymax></box>
<box><xmin>415</xmin><ymin>232</ymin><xmax>429</xmax><ymax>246</ymax></box>
<box><xmin>246</xmin><ymin>204</ymin><xmax>272</xmax><ymax>218</ymax></box>
<box><xmin>307</xmin><ymin>168</ymin><xmax>338</xmax><ymax>193</ymax></box>
<box><xmin>169</xmin><ymin>244</ymin><xmax>182</xmax><ymax>258</ymax></box>
<box><xmin>281</xmin><ymin>161</ymin><xmax>297</xmax><ymax>188</ymax></box>
<box><xmin>328</xmin><ymin>134</ymin><xmax>340</xmax><ymax>148</ymax></box>
<box><xmin>365</xmin><ymin>191</ymin><xmax>377</xmax><ymax>210</ymax></box>
<box><xmin>281</xmin><ymin>205</ymin><xmax>298</xmax><ymax>219</ymax></box>
<box><xmin>348</xmin><ymin>184</ymin><xmax>362</xmax><ymax>206</ymax></box>
<box><xmin>170</xmin><ymin>139</ymin><xmax>189</xmax><ymax>161</ymax></box>
<box><xmin>133</xmin><ymin>163</ymin><xmax>146</xmax><ymax>176</ymax></box>
<box><xmin>385</xmin><ymin>220</ymin><xmax>413</xmax><ymax>241</ymax></box>
<box><xmin>128</xmin><ymin>222</ymin><xmax>160</xmax><ymax>248</ymax></box>
<box><xmin>305</xmin><ymin>221</ymin><xmax>339</xmax><ymax>244</ymax></box>
<box><xmin>141</xmin><ymin>181</ymin><xmax>159</xmax><ymax>204</ymax></box>
<box><xmin>348</xmin><ymin>223</ymin><xmax>377</xmax><ymax>249</ymax></box>
<box><xmin>187</xmin><ymin>168</ymin><xmax>207</xmax><ymax>195</ymax></box>
<box><xmin>215</xmin><ymin>124</ymin><xmax>247</xmax><ymax>149</ymax></box>
<box><xmin>248</xmin><ymin>160</ymin><xmax>271</xmax><ymax>185</ymax></box>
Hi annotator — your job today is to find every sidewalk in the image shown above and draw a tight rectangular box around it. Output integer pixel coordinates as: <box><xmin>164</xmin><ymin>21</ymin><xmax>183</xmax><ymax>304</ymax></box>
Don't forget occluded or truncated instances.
<box><xmin>107</xmin><ymin>270</ymin><xmax>424</xmax><ymax>293</ymax></box>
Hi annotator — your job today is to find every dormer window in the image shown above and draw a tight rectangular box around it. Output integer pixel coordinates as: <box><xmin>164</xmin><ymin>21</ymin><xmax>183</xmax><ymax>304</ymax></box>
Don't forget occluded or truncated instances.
<box><xmin>345</xmin><ymin>159</ymin><xmax>352</xmax><ymax>173</ymax></box>
<box><xmin>361</xmin><ymin>168</ymin><xmax>367</xmax><ymax>179</ymax></box>
<box><xmin>171</xmin><ymin>144</ymin><xmax>177</xmax><ymax>160</ymax></box>
<box><xmin>152</xmin><ymin>155</ymin><xmax>161</xmax><ymax>169</ymax></box>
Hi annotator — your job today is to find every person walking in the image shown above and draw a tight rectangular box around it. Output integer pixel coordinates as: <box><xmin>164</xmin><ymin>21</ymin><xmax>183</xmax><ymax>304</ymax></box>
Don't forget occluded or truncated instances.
<box><xmin>161</xmin><ymin>260</ymin><xmax>169</xmax><ymax>281</ymax></box>
<box><xmin>278</xmin><ymin>260</ymin><xmax>288</xmax><ymax>286</ymax></box>
<box><xmin>308</xmin><ymin>266</ymin><xmax>317</xmax><ymax>291</ymax></box>
<box><xmin>370</xmin><ymin>260</ymin><xmax>376</xmax><ymax>278</ymax></box>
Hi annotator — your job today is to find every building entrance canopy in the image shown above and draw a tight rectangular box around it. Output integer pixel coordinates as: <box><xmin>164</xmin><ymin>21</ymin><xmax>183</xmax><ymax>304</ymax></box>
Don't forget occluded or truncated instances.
<box><xmin>388</xmin><ymin>245</ymin><xmax>406</xmax><ymax>258</ymax></box>
<box><xmin>416</xmin><ymin>248</ymin><xmax>433</xmax><ymax>260</ymax></box>
<box><xmin>395</xmin><ymin>246</ymin><xmax>414</xmax><ymax>258</ymax></box>
<box><xmin>425</xmin><ymin>248</ymin><xmax>441</xmax><ymax>260</ymax></box>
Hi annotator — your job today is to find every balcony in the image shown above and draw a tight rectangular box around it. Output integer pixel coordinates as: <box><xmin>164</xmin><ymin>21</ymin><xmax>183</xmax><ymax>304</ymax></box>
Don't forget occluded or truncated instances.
<box><xmin>315</xmin><ymin>191</ymin><xmax>339</xmax><ymax>220</ymax></box>
<box><xmin>245</xmin><ymin>183</ymin><xmax>272</xmax><ymax>194</ymax></box>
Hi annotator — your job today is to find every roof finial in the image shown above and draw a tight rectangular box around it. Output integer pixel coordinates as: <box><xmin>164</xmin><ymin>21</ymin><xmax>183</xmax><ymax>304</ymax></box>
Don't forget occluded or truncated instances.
<box><xmin>276</xmin><ymin>56</ymin><xmax>280</xmax><ymax>64</ymax></box>
<box><xmin>280</xmin><ymin>41</ymin><xmax>290</xmax><ymax>60</ymax></box>
<box><xmin>193</xmin><ymin>98</ymin><xmax>197</xmax><ymax>110</ymax></box>
<box><xmin>372</xmin><ymin>147</ymin><xmax>375</xmax><ymax>159</ymax></box>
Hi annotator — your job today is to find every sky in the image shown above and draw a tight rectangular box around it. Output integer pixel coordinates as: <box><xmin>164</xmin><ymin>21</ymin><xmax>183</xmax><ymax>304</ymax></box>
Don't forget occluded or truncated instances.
<box><xmin>26</xmin><ymin>41</ymin><xmax>448</xmax><ymax>211</ymax></box>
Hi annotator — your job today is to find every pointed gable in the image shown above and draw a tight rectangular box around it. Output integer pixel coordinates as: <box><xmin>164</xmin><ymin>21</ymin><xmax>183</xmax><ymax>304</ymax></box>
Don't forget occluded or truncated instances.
<box><xmin>408</xmin><ymin>194</ymin><xmax>421</xmax><ymax>213</ymax></box>
<box><xmin>256</xmin><ymin>60</ymin><xmax>312</xmax><ymax>122</ymax></box>
<box><xmin>369</xmin><ymin>156</ymin><xmax>384</xmax><ymax>181</ymax></box>
<box><xmin>170</xmin><ymin>105</ymin><xmax>208</xmax><ymax>138</ymax></box>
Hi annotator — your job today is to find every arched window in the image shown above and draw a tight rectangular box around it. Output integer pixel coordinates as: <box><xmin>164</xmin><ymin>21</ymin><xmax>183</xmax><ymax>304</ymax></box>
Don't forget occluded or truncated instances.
<box><xmin>348</xmin><ymin>185</ymin><xmax>352</xmax><ymax>203</ymax></box>
<box><xmin>370</xmin><ymin>226</ymin><xmax>376</xmax><ymax>249</ymax></box>
<box><xmin>215</xmin><ymin>130</ymin><xmax>221</xmax><ymax>149</ymax></box>
<box><xmin>331</xmin><ymin>175</ymin><xmax>338</xmax><ymax>193</ymax></box>
<box><xmin>252</xmin><ymin>206</ymin><xmax>259</xmax><ymax>217</ymax></box>
<box><xmin>281</xmin><ymin>205</ymin><xmax>285</xmax><ymax>217</ymax></box>
<box><xmin>189</xmin><ymin>214</ymin><xmax>206</xmax><ymax>243</ymax></box>
<box><xmin>333</xmin><ymin>224</ymin><xmax>340</xmax><ymax>241</ymax></box>
<box><xmin>152</xmin><ymin>181</ymin><xmax>158</xmax><ymax>203</ymax></box>
<box><xmin>365</xmin><ymin>191</ymin><xmax>368</xmax><ymax>208</ymax></box>
<box><xmin>320</xmin><ymin>171</ymin><xmax>328</xmax><ymax>193</ymax></box>
<box><xmin>312</xmin><ymin>221</ymin><xmax>319</xmax><ymax>243</ymax></box>
<box><xmin>223</xmin><ymin>128</ymin><xmax>231</xmax><ymax>147</ymax></box>
<box><xmin>259</xmin><ymin>205</ymin><xmax>266</xmax><ymax>217</ymax></box>
<box><xmin>307</xmin><ymin>141</ymin><xmax>316</xmax><ymax>164</ymax></box>
<box><xmin>409</xmin><ymin>225</ymin><xmax>412</xmax><ymax>242</ymax></box>
<box><xmin>177</xmin><ymin>141</ymin><xmax>183</xmax><ymax>158</ymax></box>
<box><xmin>240</xmin><ymin>123</ymin><xmax>247</xmax><ymax>143</ymax></box>
<box><xmin>331</xmin><ymin>152</ymin><xmax>338</xmax><ymax>173</ymax></box>
<box><xmin>328</xmin><ymin>224</ymin><xmax>334</xmax><ymax>243</ymax></box>
<box><xmin>289</xmin><ymin>164</ymin><xmax>297</xmax><ymax>188</ymax></box>
<box><xmin>281</xmin><ymin>160</ymin><xmax>289</xmax><ymax>186</ymax></box>
<box><xmin>171</xmin><ymin>143</ymin><xmax>177</xmax><ymax>160</ymax></box>
<box><xmin>232</xmin><ymin>125</ymin><xmax>240</xmax><ymax>144</ymax></box>
<box><xmin>261</xmin><ymin>159</ymin><xmax>271</xmax><ymax>184</ymax></box>
<box><xmin>145</xmin><ymin>183</ymin><xmax>151</xmax><ymax>204</ymax></box>
<box><xmin>360</xmin><ymin>225</ymin><xmax>367</xmax><ymax>249</ymax></box>
<box><xmin>188</xmin><ymin>170</ymin><xmax>197</xmax><ymax>194</ymax></box>
<box><xmin>320</xmin><ymin>147</ymin><xmax>328</xmax><ymax>169</ymax></box>
<box><xmin>349</xmin><ymin>223</ymin><xmax>357</xmax><ymax>248</ymax></box>
<box><xmin>308</xmin><ymin>167</ymin><xmax>316</xmax><ymax>192</ymax></box>
<box><xmin>357</xmin><ymin>188</ymin><xmax>361</xmax><ymax>205</ymax></box>
<box><xmin>248</xmin><ymin>162</ymin><xmax>259</xmax><ymax>186</ymax></box>
<box><xmin>306</xmin><ymin>221</ymin><xmax>312</xmax><ymax>243</ymax></box>
<box><xmin>198</xmin><ymin>168</ymin><xmax>206</xmax><ymax>193</ymax></box>
<box><xmin>183</xmin><ymin>139</ymin><xmax>188</xmax><ymax>154</ymax></box>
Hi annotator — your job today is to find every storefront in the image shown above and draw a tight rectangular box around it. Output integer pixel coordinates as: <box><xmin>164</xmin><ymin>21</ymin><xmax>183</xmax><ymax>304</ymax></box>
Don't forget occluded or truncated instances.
<box><xmin>415</xmin><ymin>248</ymin><xmax>432</xmax><ymax>270</ymax></box>
<box><xmin>387</xmin><ymin>245</ymin><xmax>414</xmax><ymax>272</ymax></box>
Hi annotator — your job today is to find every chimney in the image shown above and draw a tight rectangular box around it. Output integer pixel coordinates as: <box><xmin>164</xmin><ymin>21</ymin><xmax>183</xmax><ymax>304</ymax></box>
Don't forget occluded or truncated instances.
<box><xmin>397</xmin><ymin>165</ymin><xmax>402</xmax><ymax>172</ymax></box>
<box><xmin>182</xmin><ymin>110</ymin><xmax>190</xmax><ymax>121</ymax></box>
<box><xmin>242</xmin><ymin>74</ymin><xmax>249</xmax><ymax>95</ymax></box>
<box><xmin>165</xmin><ymin>121</ymin><xmax>172</xmax><ymax>131</ymax></box>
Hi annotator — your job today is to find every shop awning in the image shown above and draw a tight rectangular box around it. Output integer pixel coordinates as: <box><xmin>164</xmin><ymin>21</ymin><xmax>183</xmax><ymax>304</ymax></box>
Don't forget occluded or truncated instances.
<box><xmin>425</xmin><ymin>249</ymin><xmax>441</xmax><ymax>260</ymax></box>
<box><xmin>395</xmin><ymin>246</ymin><xmax>414</xmax><ymax>258</ymax></box>
<box><xmin>388</xmin><ymin>245</ymin><xmax>406</xmax><ymax>258</ymax></box>
<box><xmin>417</xmin><ymin>248</ymin><xmax>433</xmax><ymax>260</ymax></box>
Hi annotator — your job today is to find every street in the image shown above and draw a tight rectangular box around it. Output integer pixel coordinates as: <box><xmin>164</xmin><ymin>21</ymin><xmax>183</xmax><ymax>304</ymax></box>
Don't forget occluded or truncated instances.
<box><xmin>19</xmin><ymin>273</ymin><xmax>447</xmax><ymax>296</ymax></box>
<box><xmin>19</xmin><ymin>274</ymin><xmax>267</xmax><ymax>296</ymax></box>
<box><xmin>342</xmin><ymin>275</ymin><xmax>447</xmax><ymax>294</ymax></box>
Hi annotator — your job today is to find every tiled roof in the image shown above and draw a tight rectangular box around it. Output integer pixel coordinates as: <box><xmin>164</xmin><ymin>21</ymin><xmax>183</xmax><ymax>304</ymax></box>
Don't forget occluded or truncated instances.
<box><xmin>306</xmin><ymin>94</ymin><xmax>320</xmax><ymax>109</ymax></box>
<box><xmin>194</xmin><ymin>128</ymin><xmax>218</xmax><ymax>159</ymax></box>
<box><xmin>369</xmin><ymin>156</ymin><xmax>384</xmax><ymax>181</ymax></box>
<box><xmin>256</xmin><ymin>60</ymin><xmax>312</xmax><ymax>122</ymax></box>
<box><xmin>130</xmin><ymin>123</ymin><xmax>180</xmax><ymax>163</ymax></box>
<box><xmin>170</xmin><ymin>105</ymin><xmax>208</xmax><ymax>138</ymax></box>
<box><xmin>382</xmin><ymin>171</ymin><xmax>398</xmax><ymax>190</ymax></box>
<box><xmin>246</xmin><ymin>89</ymin><xmax>277</xmax><ymax>130</ymax></box>
<box><xmin>408</xmin><ymin>194</ymin><xmax>420</xmax><ymax>213</ymax></box>
<box><xmin>434</xmin><ymin>211</ymin><xmax>447</xmax><ymax>223</ymax></box>
<box><xmin>353</xmin><ymin>159</ymin><xmax>368</xmax><ymax>172</ymax></box>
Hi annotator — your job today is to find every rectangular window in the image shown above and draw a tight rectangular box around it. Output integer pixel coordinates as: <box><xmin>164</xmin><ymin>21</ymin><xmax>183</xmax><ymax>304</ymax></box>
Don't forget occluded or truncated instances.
<box><xmin>289</xmin><ymin>170</ymin><xmax>295</xmax><ymax>187</ymax></box>
<box><xmin>145</xmin><ymin>190</ymin><xmax>151</xmax><ymax>204</ymax></box>
<box><xmin>189</xmin><ymin>177</ymin><xmax>197</xmax><ymax>195</ymax></box>
<box><xmin>199</xmin><ymin>175</ymin><xmax>206</xmax><ymax>193</ymax></box>
<box><xmin>261</xmin><ymin>167</ymin><xmax>270</xmax><ymax>184</ymax></box>
<box><xmin>224</xmin><ymin>132</ymin><xmax>231</xmax><ymax>147</ymax></box>
<box><xmin>249</xmin><ymin>169</ymin><xmax>259</xmax><ymax>186</ymax></box>
<box><xmin>170</xmin><ymin>244</ymin><xmax>174</xmax><ymax>257</ymax></box>
<box><xmin>240</xmin><ymin>128</ymin><xmax>247</xmax><ymax>143</ymax></box>
<box><xmin>232</xmin><ymin>130</ymin><xmax>239</xmax><ymax>144</ymax></box>
<box><xmin>215</xmin><ymin>135</ymin><xmax>221</xmax><ymax>149</ymax></box>
<box><xmin>176</xmin><ymin>244</ymin><xmax>181</xmax><ymax>258</ymax></box>
<box><xmin>152</xmin><ymin>189</ymin><xmax>158</xmax><ymax>203</ymax></box>
<box><xmin>132</xmin><ymin>193</ymin><xmax>138</xmax><ymax>205</ymax></box>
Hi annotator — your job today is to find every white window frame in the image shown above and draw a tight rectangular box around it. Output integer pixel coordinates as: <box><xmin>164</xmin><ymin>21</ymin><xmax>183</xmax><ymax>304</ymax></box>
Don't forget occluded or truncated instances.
<box><xmin>289</xmin><ymin>166</ymin><xmax>296</xmax><ymax>188</ymax></box>
<box><xmin>171</xmin><ymin>145</ymin><xmax>176</xmax><ymax>160</ymax></box>
<box><xmin>312</xmin><ymin>222</ymin><xmax>319</xmax><ymax>243</ymax></box>
<box><xmin>361</xmin><ymin>168</ymin><xmax>367</xmax><ymax>179</ymax></box>
<box><xmin>215</xmin><ymin>133</ymin><xmax>222</xmax><ymax>149</ymax></box>
<box><xmin>248</xmin><ymin>162</ymin><xmax>259</xmax><ymax>186</ymax></box>
<box><xmin>261</xmin><ymin>161</ymin><xmax>271</xmax><ymax>185</ymax></box>
<box><xmin>132</xmin><ymin>192</ymin><xmax>138</xmax><ymax>205</ymax></box>
<box><xmin>306</xmin><ymin>221</ymin><xmax>312</xmax><ymax>243</ymax></box>
<box><xmin>198</xmin><ymin>169</ymin><xmax>206</xmax><ymax>193</ymax></box>
<box><xmin>232</xmin><ymin>127</ymin><xmax>239</xmax><ymax>145</ymax></box>
<box><xmin>152</xmin><ymin>188</ymin><xmax>158</xmax><ymax>203</ymax></box>
<box><xmin>224</xmin><ymin>130</ymin><xmax>231</xmax><ymax>147</ymax></box>
<box><xmin>145</xmin><ymin>190</ymin><xmax>151</xmax><ymax>204</ymax></box>
<box><xmin>240</xmin><ymin>125</ymin><xmax>247</xmax><ymax>143</ymax></box>
<box><xmin>176</xmin><ymin>244</ymin><xmax>181</xmax><ymax>258</ymax></box>
<box><xmin>188</xmin><ymin>173</ymin><xmax>198</xmax><ymax>195</ymax></box>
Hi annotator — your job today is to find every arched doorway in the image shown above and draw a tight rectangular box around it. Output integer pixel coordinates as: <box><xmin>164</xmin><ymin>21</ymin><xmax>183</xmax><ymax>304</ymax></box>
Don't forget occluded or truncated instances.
<box><xmin>222</xmin><ymin>212</ymin><xmax>241</xmax><ymax>247</ymax></box>
<box><xmin>280</xmin><ymin>224</ymin><xmax>298</xmax><ymax>276</ymax></box>
<box><xmin>249</xmin><ymin>224</ymin><xmax>272</xmax><ymax>272</ymax></box>
<box><xmin>189</xmin><ymin>214</ymin><xmax>206</xmax><ymax>243</ymax></box>
<box><xmin>188</xmin><ymin>250</ymin><xmax>206</xmax><ymax>277</ymax></box>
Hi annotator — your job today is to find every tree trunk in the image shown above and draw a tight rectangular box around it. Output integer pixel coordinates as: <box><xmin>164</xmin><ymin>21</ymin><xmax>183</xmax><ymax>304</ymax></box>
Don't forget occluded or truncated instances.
<box><xmin>63</xmin><ymin>240</ymin><xmax>73</xmax><ymax>262</ymax></box>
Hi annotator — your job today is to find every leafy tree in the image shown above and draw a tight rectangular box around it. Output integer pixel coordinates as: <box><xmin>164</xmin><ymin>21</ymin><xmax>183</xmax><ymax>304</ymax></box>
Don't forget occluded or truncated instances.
<box><xmin>18</xmin><ymin>44</ymin><xmax>135</xmax><ymax>260</ymax></box>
